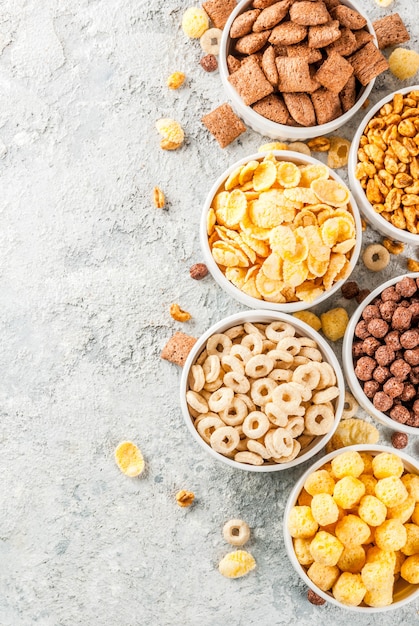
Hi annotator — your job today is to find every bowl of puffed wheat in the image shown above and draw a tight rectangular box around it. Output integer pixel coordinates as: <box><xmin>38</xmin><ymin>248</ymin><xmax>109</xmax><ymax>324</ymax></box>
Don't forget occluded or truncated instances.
<box><xmin>200</xmin><ymin>150</ymin><xmax>362</xmax><ymax>311</ymax></box>
<box><xmin>180</xmin><ymin>310</ymin><xmax>345</xmax><ymax>472</ymax></box>
<box><xmin>284</xmin><ymin>444</ymin><xmax>419</xmax><ymax>610</ymax></box>
<box><xmin>348</xmin><ymin>86</ymin><xmax>419</xmax><ymax>247</ymax></box>
<box><xmin>219</xmin><ymin>0</ymin><xmax>388</xmax><ymax>140</ymax></box>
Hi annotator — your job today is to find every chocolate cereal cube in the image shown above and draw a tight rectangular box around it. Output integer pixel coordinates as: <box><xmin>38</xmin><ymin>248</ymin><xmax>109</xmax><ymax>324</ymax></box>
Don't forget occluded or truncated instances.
<box><xmin>201</xmin><ymin>103</ymin><xmax>246</xmax><ymax>148</ymax></box>
<box><xmin>283</xmin><ymin>93</ymin><xmax>316</xmax><ymax>126</ymax></box>
<box><xmin>289</xmin><ymin>1</ymin><xmax>331</xmax><ymax>26</ymax></box>
<box><xmin>311</xmin><ymin>88</ymin><xmax>342</xmax><ymax>124</ymax></box>
<box><xmin>326</xmin><ymin>26</ymin><xmax>357</xmax><ymax>56</ymax></box>
<box><xmin>372</xmin><ymin>13</ymin><xmax>410</xmax><ymax>50</ymax></box>
<box><xmin>315</xmin><ymin>51</ymin><xmax>354</xmax><ymax>94</ymax></box>
<box><xmin>161</xmin><ymin>331</ymin><xmax>197</xmax><ymax>367</ymax></box>
<box><xmin>348</xmin><ymin>42</ymin><xmax>389</xmax><ymax>86</ymax></box>
<box><xmin>202</xmin><ymin>0</ymin><xmax>237</xmax><ymax>29</ymax></box>
<box><xmin>269</xmin><ymin>22</ymin><xmax>307</xmax><ymax>46</ymax></box>
<box><xmin>340</xmin><ymin>74</ymin><xmax>356</xmax><ymax>113</ymax></box>
<box><xmin>308</xmin><ymin>20</ymin><xmax>342</xmax><ymax>48</ymax></box>
<box><xmin>252</xmin><ymin>94</ymin><xmax>290</xmax><ymax>124</ymax></box>
<box><xmin>235</xmin><ymin>30</ymin><xmax>271</xmax><ymax>55</ymax></box>
<box><xmin>230</xmin><ymin>9</ymin><xmax>261</xmax><ymax>39</ymax></box>
<box><xmin>228</xmin><ymin>56</ymin><xmax>274</xmax><ymax>105</ymax></box>
<box><xmin>330</xmin><ymin>5</ymin><xmax>367</xmax><ymax>30</ymax></box>
<box><xmin>287</xmin><ymin>43</ymin><xmax>322</xmax><ymax>63</ymax></box>
<box><xmin>253</xmin><ymin>0</ymin><xmax>291</xmax><ymax>32</ymax></box>
<box><xmin>352</xmin><ymin>29</ymin><xmax>374</xmax><ymax>52</ymax></box>
<box><xmin>276</xmin><ymin>57</ymin><xmax>320</xmax><ymax>93</ymax></box>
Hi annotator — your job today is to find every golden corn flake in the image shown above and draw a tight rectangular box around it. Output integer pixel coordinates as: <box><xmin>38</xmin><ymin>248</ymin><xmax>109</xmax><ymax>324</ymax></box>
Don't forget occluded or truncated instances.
<box><xmin>277</xmin><ymin>161</ymin><xmax>301</xmax><ymax>188</ymax></box>
<box><xmin>312</xmin><ymin>179</ymin><xmax>350</xmax><ymax>207</ymax></box>
<box><xmin>253</xmin><ymin>160</ymin><xmax>277</xmax><ymax>191</ymax></box>
<box><xmin>213</xmin><ymin>190</ymin><xmax>229</xmax><ymax>211</ymax></box>
<box><xmin>241</xmin><ymin>275</ymin><xmax>261</xmax><ymax>299</ymax></box>
<box><xmin>258</xmin><ymin>142</ymin><xmax>288</xmax><ymax>152</ymax></box>
<box><xmin>283</xmin><ymin>258</ymin><xmax>309</xmax><ymax>287</ymax></box>
<box><xmin>249</xmin><ymin>190</ymin><xmax>295</xmax><ymax>228</ymax></box>
<box><xmin>155</xmin><ymin>118</ymin><xmax>184</xmax><ymax>148</ymax></box>
<box><xmin>261</xmin><ymin>252</ymin><xmax>283</xmax><ymax>279</ymax></box>
<box><xmin>255</xmin><ymin>271</ymin><xmax>285</xmax><ymax>302</ymax></box>
<box><xmin>218</xmin><ymin>550</ymin><xmax>256</xmax><ymax>578</ymax></box>
<box><xmin>321</xmin><ymin>307</ymin><xmax>349</xmax><ymax>341</ymax></box>
<box><xmin>225</xmin><ymin>266</ymin><xmax>247</xmax><ymax>289</ymax></box>
<box><xmin>269</xmin><ymin>225</ymin><xmax>296</xmax><ymax>257</ymax></box>
<box><xmin>293</xmin><ymin>310</ymin><xmax>322</xmax><ymax>331</ymax></box>
<box><xmin>240</xmin><ymin>231</ymin><xmax>270</xmax><ymax>257</ymax></box>
<box><xmin>114</xmin><ymin>441</ymin><xmax>145</xmax><ymax>477</ymax></box>
<box><xmin>240</xmin><ymin>212</ymin><xmax>271</xmax><ymax>241</ymax></box>
<box><xmin>284</xmin><ymin>187</ymin><xmax>319</xmax><ymax>205</ymax></box>
<box><xmin>239</xmin><ymin>160</ymin><xmax>259</xmax><ymax>185</ymax></box>
<box><xmin>322</xmin><ymin>253</ymin><xmax>347</xmax><ymax>291</ymax></box>
<box><xmin>295</xmin><ymin>282</ymin><xmax>324</xmax><ymax>303</ymax></box>
<box><xmin>212</xmin><ymin>241</ymin><xmax>249</xmax><ymax>268</ymax></box>
<box><xmin>225</xmin><ymin>166</ymin><xmax>243</xmax><ymax>191</ymax></box>
<box><xmin>299</xmin><ymin>164</ymin><xmax>329</xmax><ymax>188</ymax></box>
<box><xmin>389</xmin><ymin>48</ymin><xmax>419</xmax><ymax>80</ymax></box>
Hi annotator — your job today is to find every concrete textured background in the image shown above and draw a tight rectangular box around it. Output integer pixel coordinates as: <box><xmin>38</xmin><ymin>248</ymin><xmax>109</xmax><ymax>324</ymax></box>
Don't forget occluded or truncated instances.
<box><xmin>1</xmin><ymin>0</ymin><xmax>419</xmax><ymax>624</ymax></box>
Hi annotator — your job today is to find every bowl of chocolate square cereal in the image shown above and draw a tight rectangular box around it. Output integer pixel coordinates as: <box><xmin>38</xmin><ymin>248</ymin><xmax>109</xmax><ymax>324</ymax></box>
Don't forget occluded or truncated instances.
<box><xmin>343</xmin><ymin>274</ymin><xmax>419</xmax><ymax>436</ymax></box>
<box><xmin>284</xmin><ymin>444</ymin><xmax>419</xmax><ymax>610</ymax></box>
<box><xmin>201</xmin><ymin>150</ymin><xmax>362</xmax><ymax>311</ymax></box>
<box><xmin>219</xmin><ymin>0</ymin><xmax>389</xmax><ymax>140</ymax></box>
<box><xmin>348</xmin><ymin>85</ymin><xmax>419</xmax><ymax>247</ymax></box>
<box><xmin>180</xmin><ymin>310</ymin><xmax>345</xmax><ymax>471</ymax></box>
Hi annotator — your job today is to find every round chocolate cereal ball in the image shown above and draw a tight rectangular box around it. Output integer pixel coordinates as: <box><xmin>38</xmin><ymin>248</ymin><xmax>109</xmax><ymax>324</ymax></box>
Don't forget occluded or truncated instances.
<box><xmin>405</xmin><ymin>348</ymin><xmax>419</xmax><ymax>366</ymax></box>
<box><xmin>373</xmin><ymin>391</ymin><xmax>393</xmax><ymax>412</ymax></box>
<box><xmin>409</xmin><ymin>366</ymin><xmax>419</xmax><ymax>385</ymax></box>
<box><xmin>390</xmin><ymin>405</ymin><xmax>410</xmax><ymax>424</ymax></box>
<box><xmin>362</xmin><ymin>305</ymin><xmax>380</xmax><ymax>322</ymax></box>
<box><xmin>383</xmin><ymin>377</ymin><xmax>404</xmax><ymax>398</ymax></box>
<box><xmin>355</xmin><ymin>356</ymin><xmax>376</xmax><ymax>381</ymax></box>
<box><xmin>367</xmin><ymin>318</ymin><xmax>389</xmax><ymax>339</ymax></box>
<box><xmin>381</xmin><ymin>286</ymin><xmax>401</xmax><ymax>302</ymax></box>
<box><xmin>373</xmin><ymin>366</ymin><xmax>391</xmax><ymax>384</ymax></box>
<box><xmin>396</xmin><ymin>276</ymin><xmax>417</xmax><ymax>298</ymax></box>
<box><xmin>379</xmin><ymin>300</ymin><xmax>398</xmax><ymax>321</ymax></box>
<box><xmin>391</xmin><ymin>432</ymin><xmax>408</xmax><ymax>449</ymax></box>
<box><xmin>363</xmin><ymin>380</ymin><xmax>380</xmax><ymax>398</ymax></box>
<box><xmin>355</xmin><ymin>320</ymin><xmax>371</xmax><ymax>340</ymax></box>
<box><xmin>392</xmin><ymin>307</ymin><xmax>412</xmax><ymax>331</ymax></box>
<box><xmin>341</xmin><ymin>281</ymin><xmax>359</xmax><ymax>300</ymax></box>
<box><xmin>401</xmin><ymin>383</ymin><xmax>417</xmax><ymax>402</ymax></box>
<box><xmin>400</xmin><ymin>329</ymin><xmax>419</xmax><ymax>350</ymax></box>
<box><xmin>352</xmin><ymin>342</ymin><xmax>365</xmax><ymax>358</ymax></box>
<box><xmin>409</xmin><ymin>302</ymin><xmax>419</xmax><ymax>323</ymax></box>
<box><xmin>406</xmin><ymin>412</ymin><xmax>419</xmax><ymax>427</ymax></box>
<box><xmin>384</xmin><ymin>330</ymin><xmax>402</xmax><ymax>351</ymax></box>
<box><xmin>390</xmin><ymin>359</ymin><xmax>411</xmax><ymax>381</ymax></box>
<box><xmin>362</xmin><ymin>337</ymin><xmax>381</xmax><ymax>356</ymax></box>
<box><xmin>375</xmin><ymin>345</ymin><xmax>395</xmax><ymax>367</ymax></box>
<box><xmin>307</xmin><ymin>589</ymin><xmax>326</xmax><ymax>606</ymax></box>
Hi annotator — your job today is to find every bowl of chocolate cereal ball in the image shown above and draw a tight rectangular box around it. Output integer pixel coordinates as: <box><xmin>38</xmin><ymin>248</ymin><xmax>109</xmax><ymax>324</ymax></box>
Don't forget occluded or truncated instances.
<box><xmin>343</xmin><ymin>274</ymin><xmax>419</xmax><ymax>436</ymax></box>
<box><xmin>180</xmin><ymin>310</ymin><xmax>345</xmax><ymax>472</ymax></box>
<box><xmin>219</xmin><ymin>0</ymin><xmax>389</xmax><ymax>140</ymax></box>
<box><xmin>284</xmin><ymin>444</ymin><xmax>419</xmax><ymax>611</ymax></box>
<box><xmin>200</xmin><ymin>150</ymin><xmax>362</xmax><ymax>312</ymax></box>
<box><xmin>348</xmin><ymin>86</ymin><xmax>419</xmax><ymax>247</ymax></box>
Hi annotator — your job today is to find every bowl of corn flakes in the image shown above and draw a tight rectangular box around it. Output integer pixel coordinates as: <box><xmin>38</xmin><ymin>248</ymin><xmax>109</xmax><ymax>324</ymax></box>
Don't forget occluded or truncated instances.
<box><xmin>180</xmin><ymin>310</ymin><xmax>345</xmax><ymax>472</ymax></box>
<box><xmin>348</xmin><ymin>86</ymin><xmax>419</xmax><ymax>247</ymax></box>
<box><xmin>343</xmin><ymin>273</ymin><xmax>419</xmax><ymax>436</ymax></box>
<box><xmin>284</xmin><ymin>444</ymin><xmax>419</xmax><ymax>611</ymax></box>
<box><xmin>201</xmin><ymin>150</ymin><xmax>362</xmax><ymax>312</ymax></box>
<box><xmin>219</xmin><ymin>0</ymin><xmax>383</xmax><ymax>141</ymax></box>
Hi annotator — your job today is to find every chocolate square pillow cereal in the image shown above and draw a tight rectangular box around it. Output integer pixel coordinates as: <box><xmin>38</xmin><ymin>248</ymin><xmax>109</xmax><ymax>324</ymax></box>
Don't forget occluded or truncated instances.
<box><xmin>276</xmin><ymin>57</ymin><xmax>320</xmax><ymax>93</ymax></box>
<box><xmin>348</xmin><ymin>42</ymin><xmax>389</xmax><ymax>86</ymax></box>
<box><xmin>201</xmin><ymin>103</ymin><xmax>247</xmax><ymax>148</ymax></box>
<box><xmin>252</xmin><ymin>94</ymin><xmax>291</xmax><ymax>124</ymax></box>
<box><xmin>372</xmin><ymin>13</ymin><xmax>410</xmax><ymax>50</ymax></box>
<box><xmin>314</xmin><ymin>51</ymin><xmax>354</xmax><ymax>94</ymax></box>
<box><xmin>228</xmin><ymin>56</ymin><xmax>274</xmax><ymax>105</ymax></box>
<box><xmin>311</xmin><ymin>88</ymin><xmax>342</xmax><ymax>124</ymax></box>
<box><xmin>202</xmin><ymin>0</ymin><xmax>237</xmax><ymax>29</ymax></box>
<box><xmin>307</xmin><ymin>20</ymin><xmax>342</xmax><ymax>48</ymax></box>
<box><xmin>161</xmin><ymin>332</ymin><xmax>197</xmax><ymax>367</ymax></box>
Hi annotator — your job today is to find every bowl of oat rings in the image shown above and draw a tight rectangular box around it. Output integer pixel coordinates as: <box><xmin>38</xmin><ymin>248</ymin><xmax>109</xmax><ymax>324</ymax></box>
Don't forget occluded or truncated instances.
<box><xmin>200</xmin><ymin>150</ymin><xmax>362</xmax><ymax>312</ymax></box>
<box><xmin>219</xmin><ymin>0</ymin><xmax>384</xmax><ymax>140</ymax></box>
<box><xmin>343</xmin><ymin>274</ymin><xmax>419</xmax><ymax>436</ymax></box>
<box><xmin>179</xmin><ymin>310</ymin><xmax>345</xmax><ymax>472</ymax></box>
<box><xmin>348</xmin><ymin>86</ymin><xmax>419</xmax><ymax>247</ymax></box>
<box><xmin>284</xmin><ymin>444</ymin><xmax>419</xmax><ymax>611</ymax></box>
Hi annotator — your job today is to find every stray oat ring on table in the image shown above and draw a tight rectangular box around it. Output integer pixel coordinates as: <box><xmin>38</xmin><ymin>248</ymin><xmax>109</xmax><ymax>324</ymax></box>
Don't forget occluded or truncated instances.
<box><xmin>206</xmin><ymin>153</ymin><xmax>358</xmax><ymax>305</ymax></box>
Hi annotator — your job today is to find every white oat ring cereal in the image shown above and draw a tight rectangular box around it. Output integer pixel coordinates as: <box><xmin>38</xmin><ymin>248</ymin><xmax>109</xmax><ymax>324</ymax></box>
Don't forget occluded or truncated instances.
<box><xmin>223</xmin><ymin>519</ymin><xmax>251</xmax><ymax>547</ymax></box>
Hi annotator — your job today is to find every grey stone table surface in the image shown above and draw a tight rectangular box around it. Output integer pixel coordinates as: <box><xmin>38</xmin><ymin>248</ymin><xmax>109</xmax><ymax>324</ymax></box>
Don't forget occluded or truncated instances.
<box><xmin>1</xmin><ymin>1</ymin><xmax>419</xmax><ymax>625</ymax></box>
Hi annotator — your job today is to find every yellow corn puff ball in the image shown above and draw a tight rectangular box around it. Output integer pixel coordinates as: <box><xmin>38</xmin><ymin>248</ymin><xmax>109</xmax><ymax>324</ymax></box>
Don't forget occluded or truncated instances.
<box><xmin>364</xmin><ymin>587</ymin><xmax>393</xmax><ymax>608</ymax></box>
<box><xmin>307</xmin><ymin>562</ymin><xmax>340</xmax><ymax>591</ymax></box>
<box><xmin>336</xmin><ymin>514</ymin><xmax>371</xmax><ymax>547</ymax></box>
<box><xmin>304</xmin><ymin>469</ymin><xmax>335</xmax><ymax>496</ymax></box>
<box><xmin>359</xmin><ymin>452</ymin><xmax>374</xmax><ymax>475</ymax></box>
<box><xmin>361</xmin><ymin>561</ymin><xmax>394</xmax><ymax>591</ymax></box>
<box><xmin>334</xmin><ymin>476</ymin><xmax>366</xmax><ymax>509</ymax></box>
<box><xmin>401</xmin><ymin>474</ymin><xmax>419</xmax><ymax>502</ymax></box>
<box><xmin>375</xmin><ymin>519</ymin><xmax>407</xmax><ymax>552</ymax></box>
<box><xmin>366</xmin><ymin>546</ymin><xmax>396</xmax><ymax>569</ymax></box>
<box><xmin>372</xmin><ymin>452</ymin><xmax>404</xmax><ymax>479</ymax></box>
<box><xmin>358</xmin><ymin>495</ymin><xmax>387</xmax><ymax>527</ymax></box>
<box><xmin>297</xmin><ymin>488</ymin><xmax>313</xmax><ymax>507</ymax></box>
<box><xmin>293</xmin><ymin>310</ymin><xmax>322</xmax><ymax>331</ymax></box>
<box><xmin>359</xmin><ymin>474</ymin><xmax>378</xmax><ymax>496</ymax></box>
<box><xmin>400</xmin><ymin>554</ymin><xmax>419</xmax><ymax>584</ymax></box>
<box><xmin>311</xmin><ymin>493</ymin><xmax>340</xmax><ymax>527</ymax></box>
<box><xmin>167</xmin><ymin>71</ymin><xmax>185</xmax><ymax>90</ymax></box>
<box><xmin>332</xmin><ymin>572</ymin><xmax>366</xmax><ymax>606</ymax></box>
<box><xmin>288</xmin><ymin>505</ymin><xmax>319</xmax><ymax>538</ymax></box>
<box><xmin>321</xmin><ymin>308</ymin><xmax>349</xmax><ymax>341</ymax></box>
<box><xmin>310</xmin><ymin>530</ymin><xmax>344</xmax><ymax>566</ymax></box>
<box><xmin>413</xmin><ymin>503</ymin><xmax>419</xmax><ymax>525</ymax></box>
<box><xmin>375</xmin><ymin>476</ymin><xmax>408</xmax><ymax>508</ymax></box>
<box><xmin>401</xmin><ymin>524</ymin><xmax>419</xmax><ymax>556</ymax></box>
<box><xmin>218</xmin><ymin>550</ymin><xmax>256</xmax><ymax>578</ymax></box>
<box><xmin>331</xmin><ymin>450</ymin><xmax>364</xmax><ymax>479</ymax></box>
<box><xmin>394</xmin><ymin>550</ymin><xmax>406</xmax><ymax>575</ymax></box>
<box><xmin>337</xmin><ymin>545</ymin><xmax>366</xmax><ymax>574</ymax></box>
<box><xmin>389</xmin><ymin>48</ymin><xmax>419</xmax><ymax>80</ymax></box>
<box><xmin>387</xmin><ymin>495</ymin><xmax>415</xmax><ymax>524</ymax></box>
<box><xmin>114</xmin><ymin>441</ymin><xmax>145</xmax><ymax>477</ymax></box>
<box><xmin>293</xmin><ymin>537</ymin><xmax>314</xmax><ymax>565</ymax></box>
<box><xmin>182</xmin><ymin>7</ymin><xmax>209</xmax><ymax>38</ymax></box>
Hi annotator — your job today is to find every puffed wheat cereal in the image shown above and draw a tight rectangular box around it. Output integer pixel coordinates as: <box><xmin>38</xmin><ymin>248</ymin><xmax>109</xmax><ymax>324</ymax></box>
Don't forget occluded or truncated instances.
<box><xmin>114</xmin><ymin>441</ymin><xmax>145</xmax><ymax>477</ymax></box>
<box><xmin>218</xmin><ymin>550</ymin><xmax>256</xmax><ymax>578</ymax></box>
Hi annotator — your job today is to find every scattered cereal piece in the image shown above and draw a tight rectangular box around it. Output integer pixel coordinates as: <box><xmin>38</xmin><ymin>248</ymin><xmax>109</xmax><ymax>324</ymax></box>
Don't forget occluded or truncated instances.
<box><xmin>342</xmin><ymin>391</ymin><xmax>358</xmax><ymax>420</ymax></box>
<box><xmin>356</xmin><ymin>289</ymin><xmax>370</xmax><ymax>304</ymax></box>
<box><xmin>326</xmin><ymin>418</ymin><xmax>379</xmax><ymax>452</ymax></box>
<box><xmin>392</xmin><ymin>432</ymin><xmax>408</xmax><ymax>449</ymax></box>
<box><xmin>293</xmin><ymin>311</ymin><xmax>322</xmax><ymax>332</ymax></box>
<box><xmin>176</xmin><ymin>489</ymin><xmax>195</xmax><ymax>507</ymax></box>
<box><xmin>200</xmin><ymin>27</ymin><xmax>223</xmax><ymax>55</ymax></box>
<box><xmin>202</xmin><ymin>0</ymin><xmax>237</xmax><ymax>29</ymax></box>
<box><xmin>167</xmin><ymin>71</ymin><xmax>185</xmax><ymax>90</ymax></box>
<box><xmin>114</xmin><ymin>441</ymin><xmax>145</xmax><ymax>477</ymax></box>
<box><xmin>382</xmin><ymin>239</ymin><xmax>404</xmax><ymax>255</ymax></box>
<box><xmin>200</xmin><ymin>54</ymin><xmax>218</xmax><ymax>72</ymax></box>
<box><xmin>362</xmin><ymin>244</ymin><xmax>390</xmax><ymax>272</ymax></box>
<box><xmin>190</xmin><ymin>263</ymin><xmax>208</xmax><ymax>280</ymax></box>
<box><xmin>374</xmin><ymin>0</ymin><xmax>393</xmax><ymax>6</ymax></box>
<box><xmin>218</xmin><ymin>550</ymin><xmax>256</xmax><ymax>578</ymax></box>
<box><xmin>170</xmin><ymin>303</ymin><xmax>192</xmax><ymax>322</ymax></box>
<box><xmin>153</xmin><ymin>186</ymin><xmax>165</xmax><ymax>209</ymax></box>
<box><xmin>407</xmin><ymin>258</ymin><xmax>419</xmax><ymax>272</ymax></box>
<box><xmin>288</xmin><ymin>142</ymin><xmax>311</xmax><ymax>156</ymax></box>
<box><xmin>161</xmin><ymin>331</ymin><xmax>197</xmax><ymax>367</ymax></box>
<box><xmin>321</xmin><ymin>308</ymin><xmax>349</xmax><ymax>341</ymax></box>
<box><xmin>307</xmin><ymin>137</ymin><xmax>331</xmax><ymax>152</ymax></box>
<box><xmin>202</xmin><ymin>103</ymin><xmax>246</xmax><ymax>148</ymax></box>
<box><xmin>348</xmin><ymin>42</ymin><xmax>389</xmax><ymax>86</ymax></box>
<box><xmin>327</xmin><ymin>137</ymin><xmax>351</xmax><ymax>169</ymax></box>
<box><xmin>341</xmin><ymin>281</ymin><xmax>359</xmax><ymax>299</ymax></box>
<box><xmin>361</xmin><ymin>218</ymin><xmax>367</xmax><ymax>232</ymax></box>
<box><xmin>389</xmin><ymin>48</ymin><xmax>419</xmax><ymax>80</ymax></box>
<box><xmin>223</xmin><ymin>519</ymin><xmax>251</xmax><ymax>546</ymax></box>
<box><xmin>258</xmin><ymin>142</ymin><xmax>288</xmax><ymax>152</ymax></box>
<box><xmin>155</xmin><ymin>118</ymin><xmax>184</xmax><ymax>150</ymax></box>
<box><xmin>372</xmin><ymin>13</ymin><xmax>409</xmax><ymax>50</ymax></box>
<box><xmin>182</xmin><ymin>7</ymin><xmax>209</xmax><ymax>38</ymax></box>
<box><xmin>307</xmin><ymin>589</ymin><xmax>326</xmax><ymax>605</ymax></box>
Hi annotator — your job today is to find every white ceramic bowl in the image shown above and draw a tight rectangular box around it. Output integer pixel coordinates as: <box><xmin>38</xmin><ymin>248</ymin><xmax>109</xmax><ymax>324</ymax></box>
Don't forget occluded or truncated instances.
<box><xmin>219</xmin><ymin>0</ymin><xmax>376</xmax><ymax>141</ymax></box>
<box><xmin>342</xmin><ymin>273</ymin><xmax>419</xmax><ymax>436</ymax></box>
<box><xmin>200</xmin><ymin>150</ymin><xmax>362</xmax><ymax>313</ymax></box>
<box><xmin>284</xmin><ymin>444</ymin><xmax>419</xmax><ymax>611</ymax></box>
<box><xmin>348</xmin><ymin>85</ymin><xmax>419</xmax><ymax>246</ymax></box>
<box><xmin>180</xmin><ymin>310</ymin><xmax>345</xmax><ymax>472</ymax></box>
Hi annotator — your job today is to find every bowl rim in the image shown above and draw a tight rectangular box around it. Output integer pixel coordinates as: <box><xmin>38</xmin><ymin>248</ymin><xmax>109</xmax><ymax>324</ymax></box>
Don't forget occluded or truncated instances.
<box><xmin>283</xmin><ymin>443</ymin><xmax>419</xmax><ymax>612</ymax></box>
<box><xmin>200</xmin><ymin>150</ymin><xmax>363</xmax><ymax>312</ymax></box>
<box><xmin>219</xmin><ymin>0</ymin><xmax>377</xmax><ymax>138</ymax></box>
<box><xmin>348</xmin><ymin>85</ymin><xmax>419</xmax><ymax>246</ymax></box>
<box><xmin>342</xmin><ymin>272</ymin><xmax>419</xmax><ymax>436</ymax></box>
<box><xmin>179</xmin><ymin>309</ymin><xmax>346</xmax><ymax>472</ymax></box>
